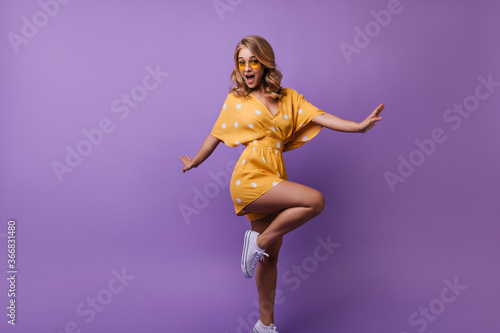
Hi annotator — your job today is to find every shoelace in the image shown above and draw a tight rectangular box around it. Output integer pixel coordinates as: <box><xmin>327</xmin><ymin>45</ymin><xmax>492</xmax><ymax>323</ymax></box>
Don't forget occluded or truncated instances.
<box><xmin>251</xmin><ymin>251</ymin><xmax>269</xmax><ymax>268</ymax></box>
<box><xmin>269</xmin><ymin>324</ymin><xmax>277</xmax><ymax>332</ymax></box>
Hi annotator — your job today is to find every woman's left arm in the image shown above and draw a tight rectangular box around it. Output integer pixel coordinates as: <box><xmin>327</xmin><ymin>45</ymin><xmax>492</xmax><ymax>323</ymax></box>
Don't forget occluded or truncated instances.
<box><xmin>311</xmin><ymin>103</ymin><xmax>385</xmax><ymax>133</ymax></box>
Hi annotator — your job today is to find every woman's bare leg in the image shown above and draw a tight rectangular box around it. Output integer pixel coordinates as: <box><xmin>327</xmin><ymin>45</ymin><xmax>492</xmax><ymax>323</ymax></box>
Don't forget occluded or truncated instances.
<box><xmin>244</xmin><ymin>180</ymin><xmax>325</xmax><ymax>250</ymax></box>
<box><xmin>251</xmin><ymin>213</ymin><xmax>282</xmax><ymax>326</ymax></box>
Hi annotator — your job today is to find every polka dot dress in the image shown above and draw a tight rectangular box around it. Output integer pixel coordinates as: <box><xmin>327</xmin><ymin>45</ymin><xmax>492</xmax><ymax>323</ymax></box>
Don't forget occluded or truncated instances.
<box><xmin>210</xmin><ymin>88</ymin><xmax>325</xmax><ymax>221</ymax></box>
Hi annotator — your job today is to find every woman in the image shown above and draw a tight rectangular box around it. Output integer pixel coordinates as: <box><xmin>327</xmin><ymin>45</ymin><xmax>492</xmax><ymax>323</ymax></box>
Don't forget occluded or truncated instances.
<box><xmin>179</xmin><ymin>35</ymin><xmax>384</xmax><ymax>333</ymax></box>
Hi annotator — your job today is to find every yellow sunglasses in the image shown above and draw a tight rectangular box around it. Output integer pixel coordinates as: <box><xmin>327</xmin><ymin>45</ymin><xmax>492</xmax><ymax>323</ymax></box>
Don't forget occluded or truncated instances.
<box><xmin>237</xmin><ymin>59</ymin><xmax>261</xmax><ymax>70</ymax></box>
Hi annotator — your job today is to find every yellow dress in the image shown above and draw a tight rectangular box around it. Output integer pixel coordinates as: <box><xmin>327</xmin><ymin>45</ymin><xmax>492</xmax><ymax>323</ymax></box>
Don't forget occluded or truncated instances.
<box><xmin>210</xmin><ymin>88</ymin><xmax>325</xmax><ymax>221</ymax></box>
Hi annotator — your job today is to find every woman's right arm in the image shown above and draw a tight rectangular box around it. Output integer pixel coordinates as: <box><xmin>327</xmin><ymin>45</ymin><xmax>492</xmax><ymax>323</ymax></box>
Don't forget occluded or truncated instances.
<box><xmin>179</xmin><ymin>134</ymin><xmax>221</xmax><ymax>173</ymax></box>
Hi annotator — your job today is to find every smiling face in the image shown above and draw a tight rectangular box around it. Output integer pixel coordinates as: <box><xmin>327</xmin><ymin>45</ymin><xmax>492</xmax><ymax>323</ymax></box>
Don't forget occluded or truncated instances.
<box><xmin>237</xmin><ymin>47</ymin><xmax>265</xmax><ymax>91</ymax></box>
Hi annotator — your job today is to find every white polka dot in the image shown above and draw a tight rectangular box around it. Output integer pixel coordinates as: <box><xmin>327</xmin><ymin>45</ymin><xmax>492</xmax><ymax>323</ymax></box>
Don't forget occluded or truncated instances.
<box><xmin>248</xmin><ymin>124</ymin><xmax>254</xmax><ymax>129</ymax></box>
<box><xmin>284</xmin><ymin>114</ymin><xmax>288</xmax><ymax>120</ymax></box>
<box><xmin>298</xmin><ymin>108</ymin><xmax>303</xmax><ymax>114</ymax></box>
<box><xmin>278</xmin><ymin>173</ymin><xmax>281</xmax><ymax>178</ymax></box>
<box><xmin>241</xmin><ymin>160</ymin><xmax>246</xmax><ymax>165</ymax></box>
<box><xmin>300</xmin><ymin>124</ymin><xmax>306</xmax><ymax>128</ymax></box>
<box><xmin>234</xmin><ymin>122</ymin><xmax>238</xmax><ymax>128</ymax></box>
<box><xmin>302</xmin><ymin>136</ymin><xmax>308</xmax><ymax>141</ymax></box>
<box><xmin>268</xmin><ymin>147</ymin><xmax>271</xmax><ymax>149</ymax></box>
<box><xmin>275</xmin><ymin>149</ymin><xmax>278</xmax><ymax>153</ymax></box>
<box><xmin>235</xmin><ymin>141</ymin><xmax>240</xmax><ymax>145</ymax></box>
<box><xmin>253</xmin><ymin>140</ymin><xmax>257</xmax><ymax>143</ymax></box>
<box><xmin>236</xmin><ymin>198</ymin><xmax>241</xmax><ymax>203</ymax></box>
<box><xmin>223</xmin><ymin>104</ymin><xmax>227</xmax><ymax>109</ymax></box>
<box><xmin>271</xmin><ymin>127</ymin><xmax>276</xmax><ymax>132</ymax></box>
<box><xmin>251</xmin><ymin>183</ymin><xmax>257</xmax><ymax>188</ymax></box>
<box><xmin>253</xmin><ymin>147</ymin><xmax>256</xmax><ymax>151</ymax></box>
<box><xmin>255</xmin><ymin>110</ymin><xmax>261</xmax><ymax>115</ymax></box>
<box><xmin>263</xmin><ymin>157</ymin><xmax>266</xmax><ymax>163</ymax></box>
<box><xmin>273</xmin><ymin>182</ymin><xmax>279</xmax><ymax>187</ymax></box>
<box><xmin>277</xmin><ymin>142</ymin><xmax>281</xmax><ymax>148</ymax></box>
<box><xmin>236</xmin><ymin>180</ymin><xmax>241</xmax><ymax>185</ymax></box>
<box><xmin>236</xmin><ymin>104</ymin><xmax>241</xmax><ymax>109</ymax></box>
<box><xmin>222</xmin><ymin>123</ymin><xmax>226</xmax><ymax>129</ymax></box>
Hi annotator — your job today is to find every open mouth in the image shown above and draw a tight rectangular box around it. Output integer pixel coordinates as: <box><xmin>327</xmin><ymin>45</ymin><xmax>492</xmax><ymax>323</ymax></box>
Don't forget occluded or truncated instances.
<box><xmin>245</xmin><ymin>74</ymin><xmax>255</xmax><ymax>84</ymax></box>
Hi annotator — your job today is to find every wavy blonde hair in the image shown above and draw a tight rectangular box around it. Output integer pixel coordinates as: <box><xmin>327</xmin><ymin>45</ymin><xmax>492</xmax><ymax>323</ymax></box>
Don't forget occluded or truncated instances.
<box><xmin>230</xmin><ymin>35</ymin><xmax>285</xmax><ymax>100</ymax></box>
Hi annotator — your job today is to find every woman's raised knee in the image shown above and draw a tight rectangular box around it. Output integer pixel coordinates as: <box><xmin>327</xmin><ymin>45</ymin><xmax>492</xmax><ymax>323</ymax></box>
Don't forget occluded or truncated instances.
<box><xmin>311</xmin><ymin>191</ymin><xmax>325</xmax><ymax>217</ymax></box>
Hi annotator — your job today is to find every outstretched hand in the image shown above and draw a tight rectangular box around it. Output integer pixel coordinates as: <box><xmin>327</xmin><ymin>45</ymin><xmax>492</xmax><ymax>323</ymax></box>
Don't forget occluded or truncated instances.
<box><xmin>358</xmin><ymin>104</ymin><xmax>385</xmax><ymax>133</ymax></box>
<box><xmin>179</xmin><ymin>155</ymin><xmax>196</xmax><ymax>173</ymax></box>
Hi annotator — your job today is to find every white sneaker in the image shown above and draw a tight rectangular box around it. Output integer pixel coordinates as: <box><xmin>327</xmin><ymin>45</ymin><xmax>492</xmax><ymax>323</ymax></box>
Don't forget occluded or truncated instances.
<box><xmin>241</xmin><ymin>230</ymin><xmax>268</xmax><ymax>278</ymax></box>
<box><xmin>253</xmin><ymin>319</ymin><xmax>279</xmax><ymax>333</ymax></box>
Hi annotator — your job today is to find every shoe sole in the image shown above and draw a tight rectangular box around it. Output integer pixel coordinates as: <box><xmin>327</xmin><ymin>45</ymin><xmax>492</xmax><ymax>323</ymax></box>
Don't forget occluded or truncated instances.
<box><xmin>241</xmin><ymin>230</ymin><xmax>252</xmax><ymax>278</ymax></box>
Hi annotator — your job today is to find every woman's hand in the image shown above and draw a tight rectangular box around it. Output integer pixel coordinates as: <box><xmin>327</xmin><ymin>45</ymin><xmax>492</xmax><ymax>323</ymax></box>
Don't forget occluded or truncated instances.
<box><xmin>179</xmin><ymin>155</ymin><xmax>196</xmax><ymax>173</ymax></box>
<box><xmin>178</xmin><ymin>135</ymin><xmax>221</xmax><ymax>173</ymax></box>
<box><xmin>357</xmin><ymin>104</ymin><xmax>384</xmax><ymax>133</ymax></box>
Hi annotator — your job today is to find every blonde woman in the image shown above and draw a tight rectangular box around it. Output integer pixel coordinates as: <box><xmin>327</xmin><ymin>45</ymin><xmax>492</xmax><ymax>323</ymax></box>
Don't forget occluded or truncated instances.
<box><xmin>179</xmin><ymin>35</ymin><xmax>384</xmax><ymax>332</ymax></box>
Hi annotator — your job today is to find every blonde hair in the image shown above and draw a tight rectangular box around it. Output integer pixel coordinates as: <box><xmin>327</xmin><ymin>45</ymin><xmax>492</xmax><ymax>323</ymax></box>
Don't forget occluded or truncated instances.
<box><xmin>230</xmin><ymin>35</ymin><xmax>285</xmax><ymax>100</ymax></box>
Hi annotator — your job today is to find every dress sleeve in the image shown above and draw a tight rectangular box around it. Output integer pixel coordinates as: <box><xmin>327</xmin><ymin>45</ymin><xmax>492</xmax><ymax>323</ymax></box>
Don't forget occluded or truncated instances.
<box><xmin>283</xmin><ymin>90</ymin><xmax>325</xmax><ymax>152</ymax></box>
<box><xmin>210</xmin><ymin>93</ymin><xmax>264</xmax><ymax>147</ymax></box>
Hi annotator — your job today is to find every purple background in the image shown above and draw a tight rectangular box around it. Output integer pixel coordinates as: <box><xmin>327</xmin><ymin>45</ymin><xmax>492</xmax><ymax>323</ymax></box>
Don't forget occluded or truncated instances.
<box><xmin>1</xmin><ymin>0</ymin><xmax>499</xmax><ymax>332</ymax></box>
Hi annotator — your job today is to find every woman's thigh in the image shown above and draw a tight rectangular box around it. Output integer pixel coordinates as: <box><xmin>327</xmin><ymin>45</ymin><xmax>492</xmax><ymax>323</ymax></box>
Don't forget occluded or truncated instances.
<box><xmin>243</xmin><ymin>180</ymin><xmax>324</xmax><ymax>214</ymax></box>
